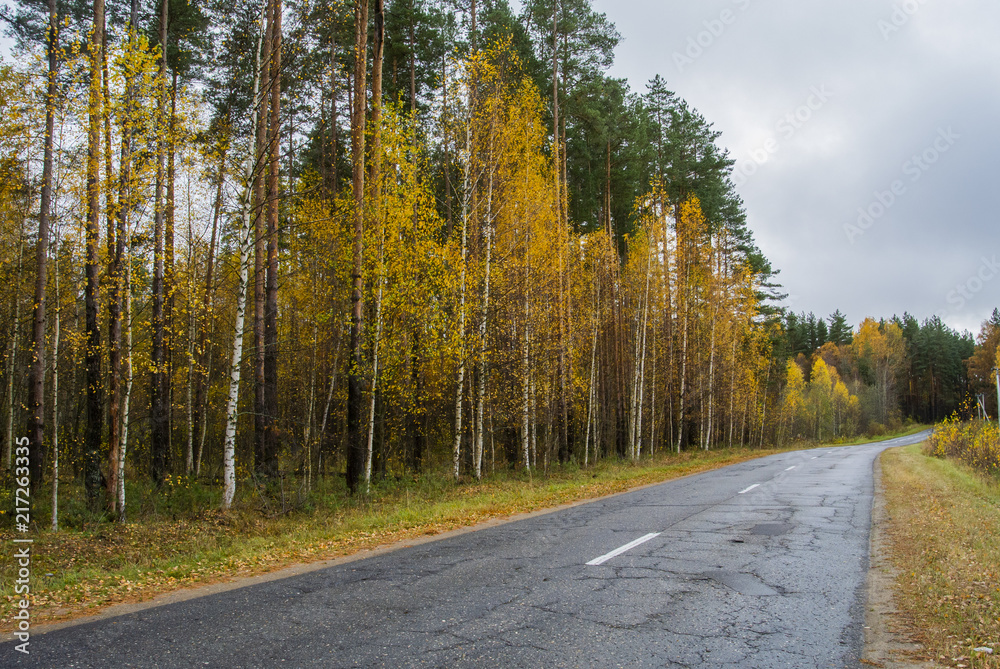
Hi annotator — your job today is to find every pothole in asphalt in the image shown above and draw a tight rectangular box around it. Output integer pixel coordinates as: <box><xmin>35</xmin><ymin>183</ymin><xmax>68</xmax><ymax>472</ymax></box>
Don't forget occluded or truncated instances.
<box><xmin>750</xmin><ymin>523</ymin><xmax>793</xmax><ymax>536</ymax></box>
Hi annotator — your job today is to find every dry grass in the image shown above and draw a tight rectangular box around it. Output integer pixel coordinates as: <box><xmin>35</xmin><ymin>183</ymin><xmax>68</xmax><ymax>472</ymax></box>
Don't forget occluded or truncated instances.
<box><xmin>881</xmin><ymin>444</ymin><xmax>1000</xmax><ymax>667</ymax></box>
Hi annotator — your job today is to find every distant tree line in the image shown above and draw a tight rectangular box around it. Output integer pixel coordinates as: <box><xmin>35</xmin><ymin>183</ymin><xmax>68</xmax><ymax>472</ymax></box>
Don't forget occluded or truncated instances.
<box><xmin>776</xmin><ymin>310</ymin><xmax>977</xmax><ymax>440</ymax></box>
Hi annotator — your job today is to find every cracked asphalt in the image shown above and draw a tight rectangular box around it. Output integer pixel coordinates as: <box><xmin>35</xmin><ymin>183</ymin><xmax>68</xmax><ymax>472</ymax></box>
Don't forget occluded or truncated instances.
<box><xmin>3</xmin><ymin>431</ymin><xmax>931</xmax><ymax>668</ymax></box>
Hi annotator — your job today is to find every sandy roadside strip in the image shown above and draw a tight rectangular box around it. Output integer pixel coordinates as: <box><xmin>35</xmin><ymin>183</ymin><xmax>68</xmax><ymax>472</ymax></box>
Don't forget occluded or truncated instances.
<box><xmin>863</xmin><ymin>451</ymin><xmax>936</xmax><ymax>668</ymax></box>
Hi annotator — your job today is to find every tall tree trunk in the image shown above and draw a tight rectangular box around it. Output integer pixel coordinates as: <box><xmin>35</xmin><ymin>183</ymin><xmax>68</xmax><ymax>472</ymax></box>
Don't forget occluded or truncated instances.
<box><xmin>758</xmin><ymin>362</ymin><xmax>771</xmax><ymax>449</ymax></box>
<box><xmin>102</xmin><ymin>44</ymin><xmax>121</xmax><ymax>506</ymax></box>
<box><xmin>675</xmin><ymin>205</ymin><xmax>688</xmax><ymax>454</ymax></box>
<box><xmin>222</xmin><ymin>8</ymin><xmax>267</xmax><ymax>509</ymax></box>
<box><xmin>51</xmin><ymin>248</ymin><xmax>61</xmax><ymax>530</ymax></box>
<box><xmin>521</xmin><ymin>211</ymin><xmax>531</xmax><ymax>472</ymax></box>
<box><xmin>728</xmin><ymin>336</ymin><xmax>737</xmax><ymax>448</ymax></box>
<box><xmin>164</xmin><ymin>71</ymin><xmax>178</xmax><ymax>464</ymax></box>
<box><xmin>3</xmin><ymin>227</ymin><xmax>22</xmax><ymax>471</ymax></box>
<box><xmin>364</xmin><ymin>249</ymin><xmax>384</xmax><ymax>492</ymax></box>
<box><xmin>118</xmin><ymin>231</ymin><xmax>133</xmax><ymax>520</ymax></box>
<box><xmin>550</xmin><ymin>0</ymin><xmax>570</xmax><ymax>465</ymax></box>
<box><xmin>452</xmin><ymin>103</ymin><xmax>471</xmax><ymax>483</ymax></box>
<box><xmin>83</xmin><ymin>0</ymin><xmax>105</xmax><ymax>506</ymax></box>
<box><xmin>659</xmin><ymin>199</ymin><xmax>675</xmax><ymax>452</ymax></box>
<box><xmin>185</xmin><ymin>199</ymin><xmax>197</xmax><ymax>475</ymax></box>
<box><xmin>704</xmin><ymin>246</ymin><xmax>718</xmax><ymax>451</ymax></box>
<box><xmin>26</xmin><ymin>0</ymin><xmax>58</xmax><ymax>484</ymax></box>
<box><xmin>345</xmin><ymin>0</ymin><xmax>369</xmax><ymax>494</ymax></box>
<box><xmin>648</xmin><ymin>325</ymin><xmax>658</xmax><ymax>455</ymax></box>
<box><xmin>253</xmin><ymin>0</ymin><xmax>273</xmax><ymax>479</ymax></box>
<box><xmin>304</xmin><ymin>320</ymin><xmax>318</xmax><ymax>492</ymax></box>
<box><xmin>262</xmin><ymin>0</ymin><xmax>283</xmax><ymax>479</ymax></box>
<box><xmin>631</xmin><ymin>244</ymin><xmax>652</xmax><ymax>459</ymax></box>
<box><xmin>473</xmin><ymin>126</ymin><xmax>496</xmax><ymax>480</ymax></box>
<box><xmin>362</xmin><ymin>0</ymin><xmax>384</xmax><ymax>492</ymax></box>
<box><xmin>107</xmin><ymin>0</ymin><xmax>138</xmax><ymax>516</ymax></box>
<box><xmin>409</xmin><ymin>17</ymin><xmax>416</xmax><ymax>113</ymax></box>
<box><xmin>192</xmin><ymin>143</ymin><xmax>226</xmax><ymax>476</ymax></box>
<box><xmin>469</xmin><ymin>0</ymin><xmax>477</xmax><ymax>47</ymax></box>
<box><xmin>318</xmin><ymin>321</ymin><xmax>343</xmax><ymax>461</ymax></box>
<box><xmin>584</xmin><ymin>274</ymin><xmax>599</xmax><ymax>467</ymax></box>
<box><xmin>150</xmin><ymin>0</ymin><xmax>169</xmax><ymax>484</ymax></box>
<box><xmin>368</xmin><ymin>0</ymin><xmax>384</xmax><ymax>189</ymax></box>
<box><xmin>443</xmin><ymin>52</ymin><xmax>453</xmax><ymax>238</ymax></box>
<box><xmin>332</xmin><ymin>43</ymin><xmax>340</xmax><ymax>194</ymax></box>
<box><xmin>474</xmin><ymin>197</ymin><xmax>493</xmax><ymax>480</ymax></box>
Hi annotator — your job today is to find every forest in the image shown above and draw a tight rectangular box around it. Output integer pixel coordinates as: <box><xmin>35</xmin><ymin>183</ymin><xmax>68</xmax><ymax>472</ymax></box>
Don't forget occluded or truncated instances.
<box><xmin>0</xmin><ymin>0</ymin><xmax>992</xmax><ymax>522</ymax></box>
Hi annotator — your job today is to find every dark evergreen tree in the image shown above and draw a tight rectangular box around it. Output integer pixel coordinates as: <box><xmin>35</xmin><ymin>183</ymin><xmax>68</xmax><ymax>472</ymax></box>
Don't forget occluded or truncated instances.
<box><xmin>828</xmin><ymin>309</ymin><xmax>852</xmax><ymax>346</ymax></box>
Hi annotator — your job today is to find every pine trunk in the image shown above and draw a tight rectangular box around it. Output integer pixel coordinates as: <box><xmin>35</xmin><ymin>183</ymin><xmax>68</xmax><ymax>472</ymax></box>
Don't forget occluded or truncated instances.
<box><xmin>345</xmin><ymin>0</ymin><xmax>369</xmax><ymax>494</ymax></box>
<box><xmin>26</xmin><ymin>0</ymin><xmax>58</xmax><ymax>483</ymax></box>
<box><xmin>193</xmin><ymin>144</ymin><xmax>226</xmax><ymax>476</ymax></box>
<box><xmin>253</xmin><ymin>0</ymin><xmax>273</xmax><ymax>479</ymax></box>
<box><xmin>150</xmin><ymin>0</ymin><xmax>169</xmax><ymax>484</ymax></box>
<box><xmin>83</xmin><ymin>0</ymin><xmax>105</xmax><ymax>505</ymax></box>
<box><xmin>262</xmin><ymin>0</ymin><xmax>283</xmax><ymax>480</ymax></box>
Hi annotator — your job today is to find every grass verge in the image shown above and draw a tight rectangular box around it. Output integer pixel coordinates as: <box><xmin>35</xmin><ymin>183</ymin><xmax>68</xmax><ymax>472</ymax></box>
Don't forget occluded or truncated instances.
<box><xmin>3</xmin><ymin>446</ymin><xmax>792</xmax><ymax>633</ymax></box>
<box><xmin>880</xmin><ymin>444</ymin><xmax>1000</xmax><ymax>667</ymax></box>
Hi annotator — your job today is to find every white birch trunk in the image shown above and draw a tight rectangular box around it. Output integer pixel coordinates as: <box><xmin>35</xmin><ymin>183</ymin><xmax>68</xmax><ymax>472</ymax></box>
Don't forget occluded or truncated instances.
<box><xmin>628</xmin><ymin>298</ymin><xmax>642</xmax><ymax>458</ymax></box>
<box><xmin>365</xmin><ymin>247</ymin><xmax>385</xmax><ymax>493</ymax></box>
<box><xmin>583</xmin><ymin>279</ymin><xmax>598</xmax><ymax>467</ymax></box>
<box><xmin>319</xmin><ymin>322</ymin><xmax>343</xmax><ymax>447</ymax></box>
<box><xmin>452</xmin><ymin>114</ymin><xmax>471</xmax><ymax>482</ymax></box>
<box><xmin>521</xmin><ymin>289</ymin><xmax>531</xmax><ymax>472</ymax></box>
<box><xmin>222</xmin><ymin>10</ymin><xmax>266</xmax><ymax>509</ymax></box>
<box><xmin>474</xmin><ymin>159</ymin><xmax>495</xmax><ymax>481</ymax></box>
<box><xmin>677</xmin><ymin>276</ymin><xmax>688</xmax><ymax>454</ymax></box>
<box><xmin>635</xmin><ymin>286</ymin><xmax>650</xmax><ymax>459</ymax></box>
<box><xmin>195</xmin><ymin>342</ymin><xmax>211</xmax><ymax>476</ymax></box>
<box><xmin>118</xmin><ymin>252</ymin><xmax>133</xmax><ymax>520</ymax></box>
<box><xmin>51</xmin><ymin>248</ymin><xmax>61</xmax><ymax>531</ymax></box>
<box><xmin>221</xmin><ymin>210</ymin><xmax>251</xmax><ymax>509</ymax></box>
<box><xmin>521</xmin><ymin>211</ymin><xmax>531</xmax><ymax>472</ymax></box>
<box><xmin>728</xmin><ymin>335</ymin><xmax>738</xmax><ymax>448</ymax></box>
<box><xmin>705</xmin><ymin>316</ymin><xmax>717</xmax><ymax>450</ymax></box>
<box><xmin>704</xmin><ymin>268</ymin><xmax>718</xmax><ymax>450</ymax></box>
<box><xmin>630</xmin><ymin>245</ymin><xmax>652</xmax><ymax>459</ymax></box>
<box><xmin>474</xmin><ymin>225</ymin><xmax>493</xmax><ymax>480</ymax></box>
<box><xmin>530</xmin><ymin>376</ymin><xmax>537</xmax><ymax>469</ymax></box>
<box><xmin>186</xmin><ymin>251</ymin><xmax>196</xmax><ymax>475</ymax></box>
<box><xmin>648</xmin><ymin>331</ymin><xmax>657</xmax><ymax>456</ymax></box>
<box><xmin>4</xmin><ymin>228</ymin><xmax>24</xmax><ymax>469</ymax></box>
<box><xmin>305</xmin><ymin>320</ymin><xmax>317</xmax><ymax>493</ymax></box>
<box><xmin>758</xmin><ymin>363</ymin><xmax>771</xmax><ymax>449</ymax></box>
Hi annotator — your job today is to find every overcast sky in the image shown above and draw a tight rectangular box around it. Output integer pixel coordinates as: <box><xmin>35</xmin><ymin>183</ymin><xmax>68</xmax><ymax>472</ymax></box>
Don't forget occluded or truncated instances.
<box><xmin>589</xmin><ymin>0</ymin><xmax>1000</xmax><ymax>336</ymax></box>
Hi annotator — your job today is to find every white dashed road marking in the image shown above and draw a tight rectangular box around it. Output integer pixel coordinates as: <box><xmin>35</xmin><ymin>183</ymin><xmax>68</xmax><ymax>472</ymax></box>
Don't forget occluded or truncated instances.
<box><xmin>586</xmin><ymin>533</ymin><xmax>662</xmax><ymax>566</ymax></box>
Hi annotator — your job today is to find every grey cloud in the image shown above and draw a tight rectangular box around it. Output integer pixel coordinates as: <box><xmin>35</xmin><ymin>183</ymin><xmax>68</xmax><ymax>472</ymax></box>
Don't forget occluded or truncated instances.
<box><xmin>594</xmin><ymin>0</ymin><xmax>1000</xmax><ymax>334</ymax></box>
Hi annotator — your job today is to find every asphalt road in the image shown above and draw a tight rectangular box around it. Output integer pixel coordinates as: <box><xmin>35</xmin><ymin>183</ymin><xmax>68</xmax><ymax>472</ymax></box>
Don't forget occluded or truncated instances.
<box><xmin>3</xmin><ymin>431</ymin><xmax>932</xmax><ymax>668</ymax></box>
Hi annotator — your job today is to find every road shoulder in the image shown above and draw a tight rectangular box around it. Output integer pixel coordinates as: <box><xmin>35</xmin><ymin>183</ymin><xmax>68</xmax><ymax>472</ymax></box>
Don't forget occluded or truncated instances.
<box><xmin>863</xmin><ymin>450</ymin><xmax>934</xmax><ymax>668</ymax></box>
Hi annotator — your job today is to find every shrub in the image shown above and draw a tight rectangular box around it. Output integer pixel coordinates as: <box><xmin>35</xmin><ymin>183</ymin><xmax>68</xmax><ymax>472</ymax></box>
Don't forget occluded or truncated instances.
<box><xmin>927</xmin><ymin>417</ymin><xmax>1000</xmax><ymax>477</ymax></box>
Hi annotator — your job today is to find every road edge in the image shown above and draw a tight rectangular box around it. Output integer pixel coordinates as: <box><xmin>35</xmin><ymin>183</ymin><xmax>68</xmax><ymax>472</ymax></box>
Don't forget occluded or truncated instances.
<box><xmin>863</xmin><ymin>448</ymin><xmax>934</xmax><ymax>668</ymax></box>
